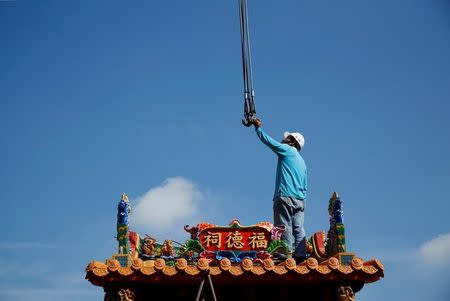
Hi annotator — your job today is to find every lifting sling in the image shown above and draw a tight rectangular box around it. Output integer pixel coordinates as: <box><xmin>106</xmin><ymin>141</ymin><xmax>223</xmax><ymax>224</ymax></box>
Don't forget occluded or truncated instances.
<box><xmin>238</xmin><ymin>0</ymin><xmax>257</xmax><ymax>127</ymax></box>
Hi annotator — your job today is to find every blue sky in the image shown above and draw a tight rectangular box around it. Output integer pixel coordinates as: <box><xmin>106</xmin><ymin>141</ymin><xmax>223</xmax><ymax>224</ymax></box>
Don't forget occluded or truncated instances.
<box><xmin>1</xmin><ymin>0</ymin><xmax>450</xmax><ymax>300</ymax></box>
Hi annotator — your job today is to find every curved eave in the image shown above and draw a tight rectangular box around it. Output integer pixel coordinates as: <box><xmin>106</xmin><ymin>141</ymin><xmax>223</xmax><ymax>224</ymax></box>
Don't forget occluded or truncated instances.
<box><xmin>86</xmin><ymin>256</ymin><xmax>384</xmax><ymax>287</ymax></box>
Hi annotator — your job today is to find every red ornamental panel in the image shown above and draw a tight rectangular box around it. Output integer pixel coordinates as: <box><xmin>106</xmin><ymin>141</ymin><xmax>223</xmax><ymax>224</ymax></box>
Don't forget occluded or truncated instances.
<box><xmin>199</xmin><ymin>227</ymin><xmax>272</xmax><ymax>252</ymax></box>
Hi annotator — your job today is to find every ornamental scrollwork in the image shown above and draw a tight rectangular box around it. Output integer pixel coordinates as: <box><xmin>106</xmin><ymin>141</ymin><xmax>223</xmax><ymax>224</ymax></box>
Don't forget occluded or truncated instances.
<box><xmin>337</xmin><ymin>286</ymin><xmax>355</xmax><ymax>301</ymax></box>
<box><xmin>104</xmin><ymin>288</ymin><xmax>135</xmax><ymax>301</ymax></box>
<box><xmin>118</xmin><ymin>288</ymin><xmax>135</xmax><ymax>301</ymax></box>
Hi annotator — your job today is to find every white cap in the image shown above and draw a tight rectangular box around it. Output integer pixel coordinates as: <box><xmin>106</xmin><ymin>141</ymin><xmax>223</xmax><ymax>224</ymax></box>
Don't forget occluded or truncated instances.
<box><xmin>284</xmin><ymin>131</ymin><xmax>305</xmax><ymax>150</ymax></box>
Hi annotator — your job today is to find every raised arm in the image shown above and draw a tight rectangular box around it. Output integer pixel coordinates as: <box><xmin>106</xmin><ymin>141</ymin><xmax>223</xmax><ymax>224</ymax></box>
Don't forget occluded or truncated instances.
<box><xmin>253</xmin><ymin>118</ymin><xmax>289</xmax><ymax>155</ymax></box>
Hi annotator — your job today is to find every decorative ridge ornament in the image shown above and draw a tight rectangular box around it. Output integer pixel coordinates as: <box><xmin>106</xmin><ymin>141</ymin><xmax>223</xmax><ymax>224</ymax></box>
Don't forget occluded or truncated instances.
<box><xmin>327</xmin><ymin>191</ymin><xmax>346</xmax><ymax>255</ymax></box>
<box><xmin>117</xmin><ymin>192</ymin><xmax>131</xmax><ymax>256</ymax></box>
<box><xmin>331</xmin><ymin>191</ymin><xmax>339</xmax><ymax>200</ymax></box>
<box><xmin>121</xmin><ymin>192</ymin><xmax>129</xmax><ymax>202</ymax></box>
<box><xmin>228</xmin><ymin>219</ymin><xmax>243</xmax><ymax>228</ymax></box>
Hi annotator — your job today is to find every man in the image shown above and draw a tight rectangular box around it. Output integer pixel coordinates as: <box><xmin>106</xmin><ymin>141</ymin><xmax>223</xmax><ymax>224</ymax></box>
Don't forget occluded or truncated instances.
<box><xmin>252</xmin><ymin>117</ymin><xmax>307</xmax><ymax>262</ymax></box>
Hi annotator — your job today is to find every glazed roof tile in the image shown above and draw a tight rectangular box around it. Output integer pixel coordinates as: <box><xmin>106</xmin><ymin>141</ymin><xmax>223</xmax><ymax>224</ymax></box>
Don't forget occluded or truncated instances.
<box><xmin>85</xmin><ymin>256</ymin><xmax>384</xmax><ymax>287</ymax></box>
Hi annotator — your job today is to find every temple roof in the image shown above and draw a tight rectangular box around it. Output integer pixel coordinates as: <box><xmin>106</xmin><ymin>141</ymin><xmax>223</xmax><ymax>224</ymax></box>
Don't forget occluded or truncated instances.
<box><xmin>86</xmin><ymin>193</ymin><xmax>384</xmax><ymax>296</ymax></box>
<box><xmin>85</xmin><ymin>255</ymin><xmax>384</xmax><ymax>287</ymax></box>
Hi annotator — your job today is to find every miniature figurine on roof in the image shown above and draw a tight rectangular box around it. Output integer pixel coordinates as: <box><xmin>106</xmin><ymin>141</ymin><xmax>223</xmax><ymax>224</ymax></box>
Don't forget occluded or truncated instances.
<box><xmin>85</xmin><ymin>192</ymin><xmax>383</xmax><ymax>301</ymax></box>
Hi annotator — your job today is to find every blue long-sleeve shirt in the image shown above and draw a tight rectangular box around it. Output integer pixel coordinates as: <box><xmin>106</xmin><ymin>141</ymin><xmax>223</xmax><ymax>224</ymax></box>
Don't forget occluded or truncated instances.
<box><xmin>256</xmin><ymin>127</ymin><xmax>307</xmax><ymax>200</ymax></box>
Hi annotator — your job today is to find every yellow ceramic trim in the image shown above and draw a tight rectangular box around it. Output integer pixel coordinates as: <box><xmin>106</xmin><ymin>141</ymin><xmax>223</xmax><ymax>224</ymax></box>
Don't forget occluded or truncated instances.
<box><xmin>85</xmin><ymin>256</ymin><xmax>384</xmax><ymax>279</ymax></box>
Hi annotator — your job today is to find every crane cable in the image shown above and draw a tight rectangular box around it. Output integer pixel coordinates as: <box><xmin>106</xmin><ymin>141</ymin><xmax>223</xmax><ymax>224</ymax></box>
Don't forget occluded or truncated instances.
<box><xmin>239</xmin><ymin>0</ymin><xmax>257</xmax><ymax>127</ymax></box>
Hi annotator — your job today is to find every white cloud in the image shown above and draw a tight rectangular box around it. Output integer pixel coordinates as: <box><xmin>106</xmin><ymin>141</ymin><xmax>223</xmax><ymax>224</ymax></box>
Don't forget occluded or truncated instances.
<box><xmin>418</xmin><ymin>233</ymin><xmax>450</xmax><ymax>266</ymax></box>
<box><xmin>131</xmin><ymin>177</ymin><xmax>209</xmax><ymax>241</ymax></box>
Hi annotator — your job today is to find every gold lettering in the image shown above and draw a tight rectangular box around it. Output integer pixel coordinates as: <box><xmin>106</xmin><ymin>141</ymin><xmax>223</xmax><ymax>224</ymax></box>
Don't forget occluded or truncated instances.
<box><xmin>225</xmin><ymin>231</ymin><xmax>244</xmax><ymax>249</ymax></box>
<box><xmin>203</xmin><ymin>231</ymin><xmax>222</xmax><ymax>248</ymax></box>
<box><xmin>248</xmin><ymin>232</ymin><xmax>268</xmax><ymax>249</ymax></box>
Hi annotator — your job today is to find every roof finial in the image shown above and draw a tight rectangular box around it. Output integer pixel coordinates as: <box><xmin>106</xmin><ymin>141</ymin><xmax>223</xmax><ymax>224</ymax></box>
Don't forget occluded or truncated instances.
<box><xmin>331</xmin><ymin>191</ymin><xmax>339</xmax><ymax>200</ymax></box>
<box><xmin>121</xmin><ymin>192</ymin><xmax>129</xmax><ymax>202</ymax></box>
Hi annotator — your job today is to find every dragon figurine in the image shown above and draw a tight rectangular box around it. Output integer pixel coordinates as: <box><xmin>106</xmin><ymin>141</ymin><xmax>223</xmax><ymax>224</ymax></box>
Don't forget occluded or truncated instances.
<box><xmin>161</xmin><ymin>240</ymin><xmax>175</xmax><ymax>257</ymax></box>
<box><xmin>141</xmin><ymin>236</ymin><xmax>157</xmax><ymax>257</ymax></box>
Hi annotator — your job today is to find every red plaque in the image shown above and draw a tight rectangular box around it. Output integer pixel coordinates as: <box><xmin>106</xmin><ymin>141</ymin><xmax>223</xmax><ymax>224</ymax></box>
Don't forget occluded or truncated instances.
<box><xmin>199</xmin><ymin>226</ymin><xmax>271</xmax><ymax>252</ymax></box>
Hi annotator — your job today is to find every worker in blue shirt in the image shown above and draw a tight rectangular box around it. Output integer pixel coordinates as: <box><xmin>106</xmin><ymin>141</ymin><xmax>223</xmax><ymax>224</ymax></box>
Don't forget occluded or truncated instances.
<box><xmin>252</xmin><ymin>117</ymin><xmax>307</xmax><ymax>263</ymax></box>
